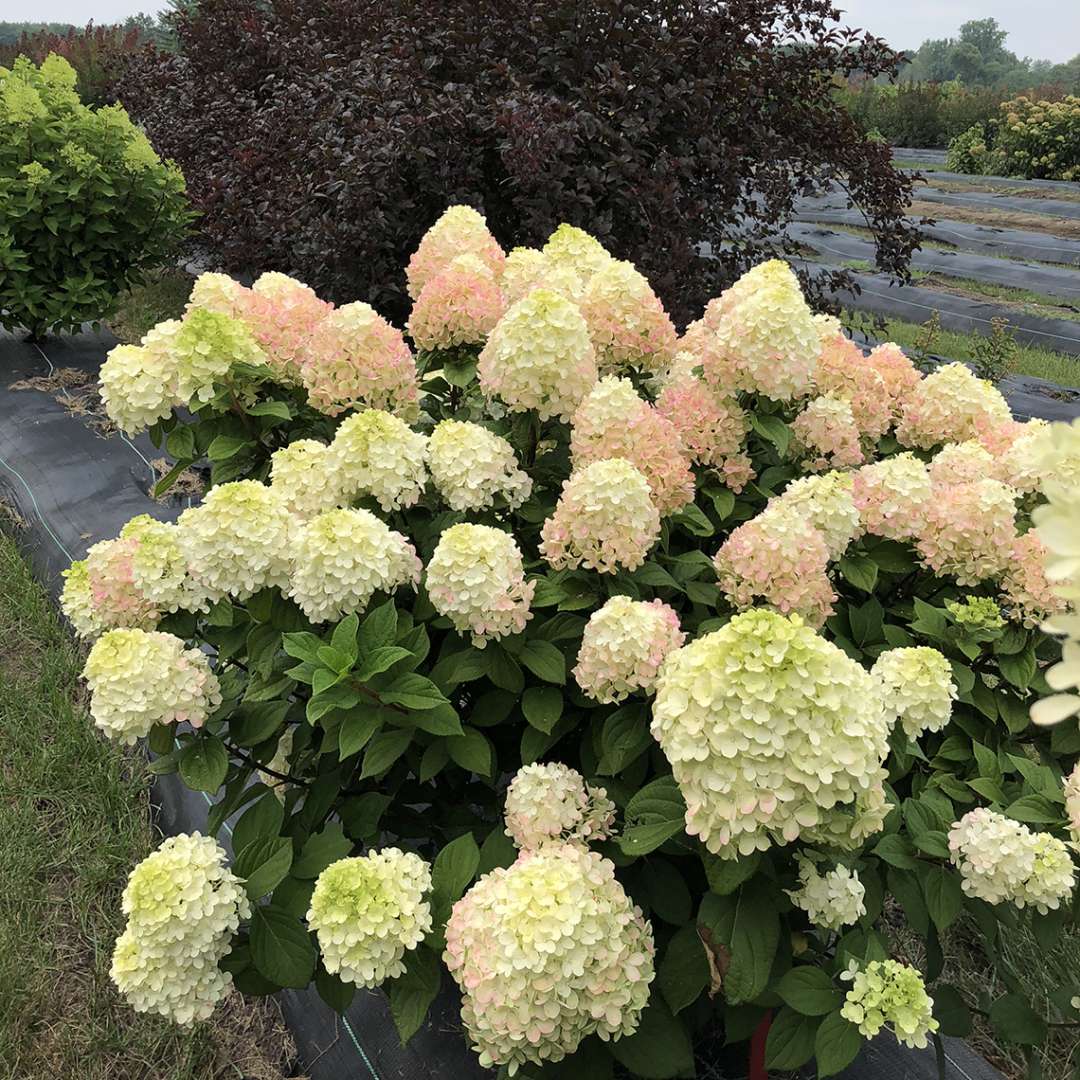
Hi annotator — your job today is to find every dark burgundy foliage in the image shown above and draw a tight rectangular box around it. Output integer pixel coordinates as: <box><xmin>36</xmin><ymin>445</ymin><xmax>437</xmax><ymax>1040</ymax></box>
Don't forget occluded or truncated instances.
<box><xmin>118</xmin><ymin>0</ymin><xmax>919</xmax><ymax>325</ymax></box>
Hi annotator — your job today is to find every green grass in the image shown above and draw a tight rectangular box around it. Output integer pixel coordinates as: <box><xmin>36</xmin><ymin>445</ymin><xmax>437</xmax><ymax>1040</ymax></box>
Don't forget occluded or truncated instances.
<box><xmin>880</xmin><ymin>316</ymin><xmax>1080</xmax><ymax>387</ymax></box>
<box><xmin>0</xmin><ymin>531</ymin><xmax>294</xmax><ymax>1080</ymax></box>
<box><xmin>893</xmin><ymin>157</ymin><xmax>947</xmax><ymax>173</ymax></box>
<box><xmin>107</xmin><ymin>267</ymin><xmax>193</xmax><ymax>345</ymax></box>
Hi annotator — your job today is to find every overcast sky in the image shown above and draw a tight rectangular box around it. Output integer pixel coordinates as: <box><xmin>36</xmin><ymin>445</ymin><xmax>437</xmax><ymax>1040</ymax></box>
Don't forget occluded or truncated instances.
<box><xmin>5</xmin><ymin>0</ymin><xmax>1078</xmax><ymax>64</ymax></box>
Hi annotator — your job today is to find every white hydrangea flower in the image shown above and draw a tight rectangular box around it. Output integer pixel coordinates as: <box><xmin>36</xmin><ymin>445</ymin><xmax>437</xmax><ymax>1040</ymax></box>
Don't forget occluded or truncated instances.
<box><xmin>111</xmin><ymin>833</ymin><xmax>249</xmax><ymax>1024</ymax></box>
<box><xmin>503</xmin><ymin>763</ymin><xmax>615</xmax><ymax>850</ymax></box>
<box><xmin>840</xmin><ymin>960</ymin><xmax>939</xmax><ymax>1050</ymax></box>
<box><xmin>478</xmin><ymin>288</ymin><xmax>598</xmax><ymax>422</ymax></box>
<box><xmin>60</xmin><ymin>559</ymin><xmax>101</xmax><ymax>638</ymax></box>
<box><xmin>787</xmin><ymin>858</ymin><xmax>867</xmax><ymax>932</ymax></box>
<box><xmin>428</xmin><ymin>420</ymin><xmax>532</xmax><ymax>512</ymax></box>
<box><xmin>269</xmin><ymin>439</ymin><xmax>344</xmax><ymax>519</ymax></box>
<box><xmin>176</xmin><ymin>481</ymin><xmax>294</xmax><ymax>601</ymax></box>
<box><xmin>541</xmin><ymin>223</ymin><xmax>615</xmax><ymax>285</ymax></box>
<box><xmin>872</xmin><ymin>647</ymin><xmax>957</xmax><ymax>739</ymax></box>
<box><xmin>426</xmin><ymin>524</ymin><xmax>535</xmax><ymax>646</ymax></box>
<box><xmin>186</xmin><ymin>271</ymin><xmax>248</xmax><ymax>318</ymax></box>
<box><xmin>573</xmin><ymin>596</ymin><xmax>685</xmax><ymax>703</ymax></box>
<box><xmin>99</xmin><ymin>339</ymin><xmax>177</xmax><ymax>436</ymax></box>
<box><xmin>83</xmin><ymin>628</ymin><xmax>221</xmax><ymax>744</ymax></box>
<box><xmin>329</xmin><ymin>409</ymin><xmax>429</xmax><ymax>512</ymax></box>
<box><xmin>771</xmin><ymin>471</ymin><xmax>861</xmax><ymax>559</ymax></box>
<box><xmin>851</xmin><ymin>452</ymin><xmax>932</xmax><ymax>541</ymax></box>
<box><xmin>444</xmin><ymin>843</ymin><xmax>654</xmax><ymax>1075</ymax></box>
<box><xmin>651</xmin><ymin>609</ymin><xmax>891</xmax><ymax>859</ymax></box>
<box><xmin>539</xmin><ymin>458</ymin><xmax>661</xmax><ymax>574</ymax></box>
<box><xmin>949</xmin><ymin>807</ymin><xmax>1075</xmax><ymax>913</ymax></box>
<box><xmin>307</xmin><ymin>849</ymin><xmax>433</xmax><ymax>988</ymax></box>
<box><xmin>1065</xmin><ymin>764</ymin><xmax>1080</xmax><ymax>845</ymax></box>
<box><xmin>288</xmin><ymin>507</ymin><xmax>421</xmax><ymax>623</ymax></box>
<box><xmin>171</xmin><ymin>307</ymin><xmax>267</xmax><ymax>405</ymax></box>
<box><xmin>895</xmin><ymin>362</ymin><xmax>1012</xmax><ymax>450</ymax></box>
<box><xmin>120</xmin><ymin>514</ymin><xmax>209</xmax><ymax>615</ymax></box>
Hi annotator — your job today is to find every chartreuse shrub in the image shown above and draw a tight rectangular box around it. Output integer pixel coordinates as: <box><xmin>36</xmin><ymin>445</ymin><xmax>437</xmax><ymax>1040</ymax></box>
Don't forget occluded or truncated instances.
<box><xmin>64</xmin><ymin>207</ymin><xmax>1080</xmax><ymax>1078</ymax></box>
<box><xmin>0</xmin><ymin>54</ymin><xmax>189</xmax><ymax>339</ymax></box>
<box><xmin>947</xmin><ymin>95</ymin><xmax>1080</xmax><ymax>180</ymax></box>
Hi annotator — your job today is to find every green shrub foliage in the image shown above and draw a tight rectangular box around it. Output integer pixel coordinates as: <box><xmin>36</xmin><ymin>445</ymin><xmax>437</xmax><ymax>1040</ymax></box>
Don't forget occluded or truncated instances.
<box><xmin>0</xmin><ymin>54</ymin><xmax>190</xmax><ymax>339</ymax></box>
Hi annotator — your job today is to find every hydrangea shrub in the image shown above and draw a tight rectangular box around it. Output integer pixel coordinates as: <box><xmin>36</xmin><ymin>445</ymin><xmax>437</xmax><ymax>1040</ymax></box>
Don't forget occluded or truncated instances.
<box><xmin>71</xmin><ymin>208</ymin><xmax>1080</xmax><ymax>1079</ymax></box>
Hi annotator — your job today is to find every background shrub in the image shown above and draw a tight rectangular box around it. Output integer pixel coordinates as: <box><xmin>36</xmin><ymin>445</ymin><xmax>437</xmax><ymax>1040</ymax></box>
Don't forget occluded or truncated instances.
<box><xmin>0</xmin><ymin>55</ymin><xmax>191</xmax><ymax>340</ymax></box>
<box><xmin>116</xmin><ymin>0</ymin><xmax>919</xmax><ymax>326</ymax></box>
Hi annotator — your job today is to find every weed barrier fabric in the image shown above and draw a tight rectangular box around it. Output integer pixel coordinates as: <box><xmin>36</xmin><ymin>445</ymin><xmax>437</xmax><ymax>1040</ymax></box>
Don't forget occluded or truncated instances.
<box><xmin>787</xmin><ymin>222</ymin><xmax>1080</xmax><ymax>301</ymax></box>
<box><xmin>0</xmin><ymin>328</ymin><xmax>1029</xmax><ymax>1080</ymax></box>
<box><xmin>916</xmin><ymin>185</ymin><xmax>1080</xmax><ymax>223</ymax></box>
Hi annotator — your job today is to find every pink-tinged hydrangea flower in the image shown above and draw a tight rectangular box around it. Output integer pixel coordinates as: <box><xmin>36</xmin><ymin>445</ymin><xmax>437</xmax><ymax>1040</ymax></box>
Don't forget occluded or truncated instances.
<box><xmin>840</xmin><ymin>960</ymin><xmax>938</xmax><ymax>1050</ymax></box>
<box><xmin>771</xmin><ymin>471</ymin><xmax>861</xmax><ymax>559</ymax></box>
<box><xmin>539</xmin><ymin>458</ymin><xmax>661</xmax><ymax>574</ymax></box>
<box><xmin>406</xmin><ymin>205</ymin><xmax>505</xmax><ymax>300</ymax></box>
<box><xmin>307</xmin><ymin>850</ymin><xmax>432</xmax><ymax>987</ymax></box>
<box><xmin>974</xmin><ymin>414</ymin><xmax>1027</xmax><ymax>459</ymax></box>
<box><xmin>851</xmin><ymin>453</ymin><xmax>932</xmax><ymax>541</ymax></box>
<box><xmin>444</xmin><ymin>842</ymin><xmax>654</xmax><ymax>1075</ymax></box>
<box><xmin>915</xmin><ymin>478</ymin><xmax>1017</xmax><ymax>585</ymax></box>
<box><xmin>427</xmin><ymin>420</ymin><xmax>531</xmax><ymax>512</ymax></box>
<box><xmin>814</xmin><ymin>327</ymin><xmax>892</xmax><ymax>441</ymax></box>
<box><xmin>651</xmin><ymin>609</ymin><xmax>891</xmax><ymax>858</ymax></box>
<box><xmin>895</xmin><ymin>362</ymin><xmax>1013</xmax><ymax>450</ymax></box>
<box><xmin>541</xmin><ymin>223</ymin><xmax>614</xmax><ymax>285</ymax></box>
<box><xmin>573</xmin><ymin>596</ymin><xmax>685</xmax><ymax>703</ymax></box>
<box><xmin>120</xmin><ymin>514</ymin><xmax>208</xmax><ymax>616</ymax></box>
<box><xmin>713</xmin><ymin>504</ymin><xmax>836</xmax><ymax>627</ymax></box>
<box><xmin>1000</xmin><ymin>531</ymin><xmax>1068</xmax><ymax>628</ymax></box>
<box><xmin>865</xmin><ymin>343</ymin><xmax>921</xmax><ymax>419</ymax></box>
<box><xmin>570</xmin><ymin>376</ymin><xmax>694</xmax><ymax>515</ymax></box>
<box><xmin>288</xmin><ymin>508</ymin><xmax>421</xmax><ymax>624</ymax></box>
<box><xmin>111</xmin><ymin>833</ymin><xmax>249</xmax><ymax>1024</ymax></box>
<box><xmin>186</xmin><ymin>271</ymin><xmax>249</xmax><ymax>319</ymax></box>
<box><xmin>928</xmin><ymin>440</ymin><xmax>997</xmax><ymax>487</ymax></box>
<box><xmin>502</xmin><ymin>763</ymin><xmax>615</xmax><ymax>850</ymax></box>
<box><xmin>407</xmin><ymin>254</ymin><xmax>507</xmax><ymax>351</ymax></box>
<box><xmin>478</xmin><ymin>289</ymin><xmax>598</xmax><ymax>421</ymax></box>
<box><xmin>790</xmin><ymin>393</ymin><xmax>865</xmax><ymax>472</ymax></box>
<box><xmin>269</xmin><ymin>439</ymin><xmax>344</xmax><ymax>520</ymax></box>
<box><xmin>693</xmin><ymin>260</ymin><xmax>820</xmax><ymax>401</ymax></box>
<box><xmin>172</xmin><ymin>307</ymin><xmax>268</xmax><ymax>405</ymax></box>
<box><xmin>678</xmin><ymin>319</ymin><xmax>743</xmax><ymax>400</ymax></box>
<box><xmin>577</xmin><ymin>259</ymin><xmax>678</xmax><ymax>374</ymax></box>
<box><xmin>241</xmin><ymin>271</ymin><xmax>333</xmax><ymax>385</ymax></box>
<box><xmin>500</xmin><ymin>247</ymin><xmax>551</xmax><ymax>305</ymax></box>
<box><xmin>949</xmin><ymin>808</ymin><xmax>1074</xmax><ymax>913</ymax></box>
<box><xmin>872</xmin><ymin>647</ymin><xmax>956</xmax><ymax>739</ymax></box>
<box><xmin>655</xmin><ymin>374</ymin><xmax>749</xmax><ymax>482</ymax></box>
<box><xmin>99</xmin><ymin>340</ymin><xmax>177</xmax><ymax>436</ymax></box>
<box><xmin>1002</xmin><ymin>417</ymin><xmax>1080</xmax><ymax>497</ymax></box>
<box><xmin>303</xmin><ymin>301</ymin><xmax>420</xmax><ymax>418</ymax></box>
<box><xmin>77</xmin><ymin>536</ymin><xmax>158</xmax><ymax>633</ymax></box>
<box><xmin>788</xmin><ymin>858</ymin><xmax>866</xmax><ymax>932</ymax></box>
<box><xmin>329</xmin><ymin>409</ymin><xmax>428</xmax><ymax>512</ymax></box>
<box><xmin>176</xmin><ymin>480</ymin><xmax>294</xmax><ymax>601</ymax></box>
<box><xmin>426</xmin><ymin>524</ymin><xmax>534</xmax><ymax>647</ymax></box>
<box><xmin>83</xmin><ymin>628</ymin><xmax>221</xmax><ymax>743</ymax></box>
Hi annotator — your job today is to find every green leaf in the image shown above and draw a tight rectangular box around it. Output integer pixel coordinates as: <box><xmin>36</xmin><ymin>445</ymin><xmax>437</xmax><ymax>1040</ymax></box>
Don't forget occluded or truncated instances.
<box><xmin>658</xmin><ymin>923</ymin><xmax>709</xmax><ymax>1014</ymax></box>
<box><xmin>609</xmin><ymin>997</ymin><xmax>695</xmax><ymax>1079</ymax></box>
<box><xmin>776</xmin><ymin>966</ymin><xmax>844</xmax><ymax>1016</ymax></box>
<box><xmin>764</xmin><ymin>1006</ymin><xmax>820</xmax><ymax>1070</ymax></box>
<box><xmin>751</xmin><ymin>413</ymin><xmax>792</xmax><ymax>457</ymax></box>
<box><xmin>989</xmin><ymin>994</ymin><xmax>1048</xmax><ymax>1046</ymax></box>
<box><xmin>872</xmin><ymin>833</ymin><xmax>919</xmax><ymax>869</ymax></box>
<box><xmin>702</xmin><ymin>881</ymin><xmax>780</xmax><ymax>1004</ymax></box>
<box><xmin>518</xmin><ymin>640</ymin><xmax>566</xmax><ymax>684</ymax></box>
<box><xmin>671</xmin><ymin>503</ymin><xmax>714</xmax><ymax>537</ymax></box>
<box><xmin>282</xmin><ymin>631</ymin><xmax>324</xmax><ymax>664</ymax></box>
<box><xmin>642</xmin><ymin>859</ymin><xmax>692</xmax><ymax>925</ymax></box>
<box><xmin>1006</xmin><ymin>794</ymin><xmax>1063</xmax><ymax>825</ymax></box>
<box><xmin>619</xmin><ymin>776</ymin><xmax>687</xmax><ymax>856</ymax></box>
<box><xmin>634</xmin><ymin>561</ymin><xmax>682</xmax><ymax>590</ymax></box>
<box><xmin>597</xmin><ymin>703</ymin><xmax>652</xmax><ymax>776</ymax></box>
<box><xmin>232</xmin><ymin>789</ymin><xmax>284</xmax><ymax>853</ymax></box>
<box><xmin>247</xmin><ymin>399</ymin><xmax>293</xmax><ymax>419</ymax></box>
<box><xmin>999</xmin><ymin>649</ymin><xmax>1036</xmax><ymax>691</ymax></box>
<box><xmin>330</xmin><ymin>613</ymin><xmax>360</xmax><ymax>666</ymax></box>
<box><xmin>933</xmin><ymin>984</ymin><xmax>973</xmax><ymax>1037</ymax></box>
<box><xmin>848</xmin><ymin>597</ymin><xmax>884</xmax><ymax>647</ymax></box>
<box><xmin>704</xmin><ymin>850</ymin><xmax>762</xmax><ymax>896</ymax></box>
<box><xmin>178</xmin><ymin>738</ymin><xmax>229</xmax><ymax>792</ymax></box>
<box><xmin>447</xmin><ymin>727</ymin><xmax>494</xmax><ymax>777</ymax></box>
<box><xmin>355</xmin><ymin>645</ymin><xmax>412</xmax><ymax>681</ymax></box>
<box><xmin>521</xmin><ymin>686</ymin><xmax>563</xmax><ymax>734</ymax></box>
<box><xmin>920</xmin><ymin>865</ymin><xmax>963</xmax><ymax>932</ymax></box>
<box><xmin>338</xmin><ymin>707</ymin><xmax>384</xmax><ymax>759</ymax></box>
<box><xmin>476</xmin><ymin>825</ymin><xmax>518</xmax><ymax>877</ymax></box>
<box><xmin>388</xmin><ymin>946</ymin><xmax>441</xmax><ymax>1045</ymax></box>
<box><xmin>231</xmin><ymin>700</ymin><xmax>290</xmax><ymax>747</ymax></box>
<box><xmin>432</xmin><ymin>832</ymin><xmax>480</xmax><ymax>914</ymax></box>
<box><xmin>815</xmin><ymin>1010</ymin><xmax>863</xmax><ymax>1077</ymax></box>
<box><xmin>481</xmin><ymin>645</ymin><xmax>524</xmax><ymax>692</ymax></box>
<box><xmin>292</xmin><ymin>824</ymin><xmax>353</xmax><ymax>878</ymax></box>
<box><xmin>316</xmin><ymin>966</ymin><xmax>356</xmax><ymax>1014</ymax></box>
<box><xmin>340</xmin><ymin>792</ymin><xmax>391</xmax><ymax>842</ymax></box>
<box><xmin>359</xmin><ymin>600</ymin><xmax>397</xmax><ymax>653</ymax></box>
<box><xmin>380</xmin><ymin>673</ymin><xmax>449</xmax><ymax>711</ymax></box>
<box><xmin>207</xmin><ymin>433</ymin><xmax>250</xmax><ymax>461</ymax></box>
<box><xmin>839</xmin><ymin>555</ymin><xmax>878</xmax><ymax>593</ymax></box>
<box><xmin>152</xmin><ymin>457</ymin><xmax>195</xmax><ymax>499</ymax></box>
<box><xmin>360</xmin><ymin>729</ymin><xmax>412</xmax><ymax>778</ymax></box>
<box><xmin>411</xmin><ymin>703</ymin><xmax>464</xmax><ymax>737</ymax></box>
<box><xmin>165</xmin><ymin>424</ymin><xmax>195</xmax><ymax>460</ymax></box>
<box><xmin>249</xmin><ymin>905</ymin><xmax>316</xmax><ymax>988</ymax></box>
<box><xmin>234</xmin><ymin>835</ymin><xmax>293</xmax><ymax>899</ymax></box>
